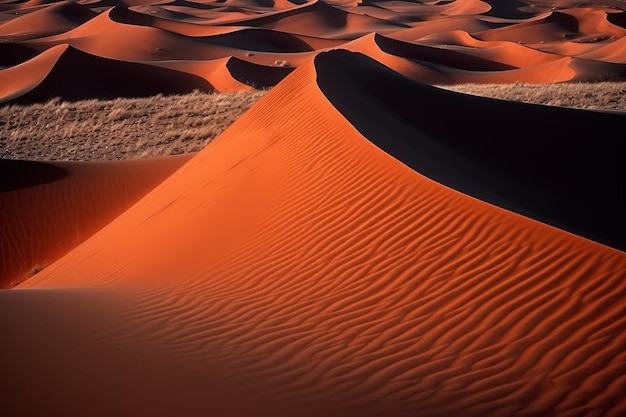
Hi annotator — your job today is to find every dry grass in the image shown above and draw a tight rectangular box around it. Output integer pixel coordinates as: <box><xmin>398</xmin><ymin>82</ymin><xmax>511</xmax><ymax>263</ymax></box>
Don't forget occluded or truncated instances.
<box><xmin>2</xmin><ymin>82</ymin><xmax>625</xmax><ymax>161</ymax></box>
<box><xmin>1</xmin><ymin>89</ymin><xmax>266</xmax><ymax>161</ymax></box>
<box><xmin>438</xmin><ymin>81</ymin><xmax>626</xmax><ymax>111</ymax></box>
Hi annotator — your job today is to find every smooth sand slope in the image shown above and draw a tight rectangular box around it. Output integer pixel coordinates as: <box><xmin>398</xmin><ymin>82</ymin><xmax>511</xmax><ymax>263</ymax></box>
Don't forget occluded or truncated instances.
<box><xmin>1</xmin><ymin>0</ymin><xmax>626</xmax><ymax>103</ymax></box>
<box><xmin>0</xmin><ymin>154</ymin><xmax>193</xmax><ymax>288</ymax></box>
<box><xmin>3</xmin><ymin>51</ymin><xmax>624</xmax><ymax>417</ymax></box>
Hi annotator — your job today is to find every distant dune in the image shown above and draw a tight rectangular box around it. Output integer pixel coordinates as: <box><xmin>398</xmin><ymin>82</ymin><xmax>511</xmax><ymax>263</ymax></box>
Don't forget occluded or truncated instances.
<box><xmin>1</xmin><ymin>1</ymin><xmax>625</xmax><ymax>417</ymax></box>
<box><xmin>2</xmin><ymin>0</ymin><xmax>626</xmax><ymax>103</ymax></box>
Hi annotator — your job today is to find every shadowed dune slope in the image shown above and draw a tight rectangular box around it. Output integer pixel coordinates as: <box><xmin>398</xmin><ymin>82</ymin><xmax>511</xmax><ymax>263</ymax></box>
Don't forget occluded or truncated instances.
<box><xmin>7</xmin><ymin>50</ymin><xmax>625</xmax><ymax>417</ymax></box>
<box><xmin>318</xmin><ymin>50</ymin><xmax>626</xmax><ymax>251</ymax></box>
<box><xmin>0</xmin><ymin>0</ymin><xmax>96</xmax><ymax>40</ymax></box>
<box><xmin>0</xmin><ymin>154</ymin><xmax>192</xmax><ymax>288</ymax></box>
<box><xmin>2</xmin><ymin>45</ymin><xmax>212</xmax><ymax>104</ymax></box>
<box><xmin>226</xmin><ymin>56</ymin><xmax>295</xmax><ymax>88</ymax></box>
<box><xmin>0</xmin><ymin>44</ymin><xmax>64</xmax><ymax>104</ymax></box>
<box><xmin>0</xmin><ymin>44</ymin><xmax>41</xmax><ymax>69</ymax></box>
<box><xmin>341</xmin><ymin>32</ymin><xmax>578</xmax><ymax>84</ymax></box>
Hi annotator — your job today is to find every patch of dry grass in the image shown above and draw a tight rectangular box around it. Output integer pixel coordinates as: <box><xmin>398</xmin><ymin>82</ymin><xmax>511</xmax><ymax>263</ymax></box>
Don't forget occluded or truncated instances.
<box><xmin>2</xmin><ymin>82</ymin><xmax>624</xmax><ymax>161</ymax></box>
<box><xmin>438</xmin><ymin>81</ymin><xmax>626</xmax><ymax>111</ymax></box>
<box><xmin>1</xmin><ymin>89</ymin><xmax>266</xmax><ymax>161</ymax></box>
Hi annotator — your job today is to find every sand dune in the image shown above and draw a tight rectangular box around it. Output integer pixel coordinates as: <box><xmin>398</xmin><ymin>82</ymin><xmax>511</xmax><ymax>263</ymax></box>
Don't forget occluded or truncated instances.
<box><xmin>32</xmin><ymin>9</ymin><xmax>232</xmax><ymax>61</ymax></box>
<box><xmin>0</xmin><ymin>44</ymin><xmax>65</xmax><ymax>103</ymax></box>
<box><xmin>0</xmin><ymin>1</ymin><xmax>96</xmax><ymax>40</ymax></box>
<box><xmin>3</xmin><ymin>50</ymin><xmax>624</xmax><ymax>417</ymax></box>
<box><xmin>1</xmin><ymin>44</ymin><xmax>211</xmax><ymax>104</ymax></box>
<box><xmin>211</xmin><ymin>0</ymin><xmax>408</xmax><ymax>38</ymax></box>
<box><xmin>2</xmin><ymin>0</ymin><xmax>626</xmax><ymax>102</ymax></box>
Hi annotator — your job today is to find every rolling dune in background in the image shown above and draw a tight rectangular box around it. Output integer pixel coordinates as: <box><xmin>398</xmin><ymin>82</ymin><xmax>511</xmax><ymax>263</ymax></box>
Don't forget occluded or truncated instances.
<box><xmin>1</xmin><ymin>1</ymin><xmax>625</xmax><ymax>416</ymax></box>
<box><xmin>3</xmin><ymin>50</ymin><xmax>625</xmax><ymax>417</ymax></box>
<box><xmin>2</xmin><ymin>0</ymin><xmax>626</xmax><ymax>103</ymax></box>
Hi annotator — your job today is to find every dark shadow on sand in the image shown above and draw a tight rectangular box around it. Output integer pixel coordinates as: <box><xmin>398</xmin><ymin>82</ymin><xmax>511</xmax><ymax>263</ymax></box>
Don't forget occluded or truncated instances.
<box><xmin>0</xmin><ymin>159</ymin><xmax>69</xmax><ymax>193</ymax></box>
<box><xmin>316</xmin><ymin>50</ymin><xmax>626</xmax><ymax>251</ymax></box>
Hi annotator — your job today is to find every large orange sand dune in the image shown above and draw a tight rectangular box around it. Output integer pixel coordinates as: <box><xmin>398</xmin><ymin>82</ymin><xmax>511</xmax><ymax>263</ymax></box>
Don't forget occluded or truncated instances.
<box><xmin>2</xmin><ymin>50</ymin><xmax>624</xmax><ymax>417</ymax></box>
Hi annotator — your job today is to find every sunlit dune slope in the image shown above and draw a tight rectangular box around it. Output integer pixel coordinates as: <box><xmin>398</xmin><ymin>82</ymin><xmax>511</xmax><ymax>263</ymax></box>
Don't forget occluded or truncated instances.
<box><xmin>0</xmin><ymin>154</ymin><xmax>192</xmax><ymax>288</ymax></box>
<box><xmin>6</xmin><ymin>50</ymin><xmax>625</xmax><ymax>417</ymax></box>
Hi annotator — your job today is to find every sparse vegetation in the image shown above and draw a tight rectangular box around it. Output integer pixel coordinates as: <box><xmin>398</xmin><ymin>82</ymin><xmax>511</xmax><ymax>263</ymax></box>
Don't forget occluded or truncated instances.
<box><xmin>1</xmin><ymin>82</ymin><xmax>624</xmax><ymax>161</ymax></box>
<box><xmin>1</xmin><ymin>89</ymin><xmax>266</xmax><ymax>161</ymax></box>
<box><xmin>438</xmin><ymin>81</ymin><xmax>626</xmax><ymax>111</ymax></box>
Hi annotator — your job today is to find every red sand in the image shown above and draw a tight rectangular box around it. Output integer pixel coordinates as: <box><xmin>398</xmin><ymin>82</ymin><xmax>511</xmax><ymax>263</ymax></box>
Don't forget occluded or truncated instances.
<box><xmin>0</xmin><ymin>154</ymin><xmax>192</xmax><ymax>288</ymax></box>
<box><xmin>1</xmin><ymin>1</ymin><xmax>626</xmax><ymax>416</ymax></box>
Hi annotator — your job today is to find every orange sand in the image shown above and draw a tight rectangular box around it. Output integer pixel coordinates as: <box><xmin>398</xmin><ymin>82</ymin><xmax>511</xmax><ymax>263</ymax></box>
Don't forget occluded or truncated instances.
<box><xmin>1</xmin><ymin>154</ymin><xmax>192</xmax><ymax>288</ymax></box>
